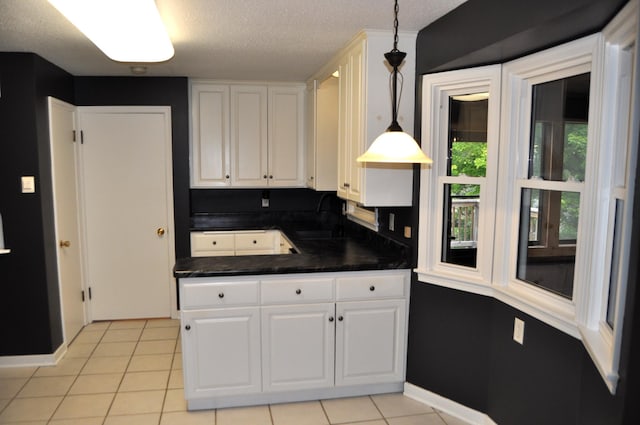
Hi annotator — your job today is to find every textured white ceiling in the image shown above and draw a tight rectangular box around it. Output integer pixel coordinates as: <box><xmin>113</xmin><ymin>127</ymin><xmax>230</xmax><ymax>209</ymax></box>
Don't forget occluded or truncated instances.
<box><xmin>0</xmin><ymin>0</ymin><xmax>467</xmax><ymax>81</ymax></box>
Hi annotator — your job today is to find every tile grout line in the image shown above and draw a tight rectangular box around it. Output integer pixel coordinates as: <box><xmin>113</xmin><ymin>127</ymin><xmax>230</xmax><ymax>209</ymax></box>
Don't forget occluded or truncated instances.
<box><xmin>367</xmin><ymin>395</ymin><xmax>391</xmax><ymax>425</ymax></box>
<box><xmin>45</xmin><ymin>320</ymin><xmax>110</xmax><ymax>424</ymax></box>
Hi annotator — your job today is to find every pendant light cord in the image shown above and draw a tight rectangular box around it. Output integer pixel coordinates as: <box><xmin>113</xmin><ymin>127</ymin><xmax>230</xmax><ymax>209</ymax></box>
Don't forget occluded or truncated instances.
<box><xmin>393</xmin><ymin>0</ymin><xmax>399</xmax><ymax>52</ymax></box>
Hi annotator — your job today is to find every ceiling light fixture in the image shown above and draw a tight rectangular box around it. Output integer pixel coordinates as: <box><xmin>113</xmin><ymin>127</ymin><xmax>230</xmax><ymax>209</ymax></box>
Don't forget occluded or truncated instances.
<box><xmin>357</xmin><ymin>0</ymin><xmax>432</xmax><ymax>164</ymax></box>
<box><xmin>48</xmin><ymin>0</ymin><xmax>174</xmax><ymax>63</ymax></box>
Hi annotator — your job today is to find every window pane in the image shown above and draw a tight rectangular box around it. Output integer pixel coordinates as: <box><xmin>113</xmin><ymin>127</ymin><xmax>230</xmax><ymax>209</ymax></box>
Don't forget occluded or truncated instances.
<box><xmin>448</xmin><ymin>94</ymin><xmax>488</xmax><ymax>177</ymax></box>
<box><xmin>607</xmin><ymin>200</ymin><xmax>624</xmax><ymax>329</ymax></box>
<box><xmin>517</xmin><ymin>188</ymin><xmax>579</xmax><ymax>299</ymax></box>
<box><xmin>528</xmin><ymin>73</ymin><xmax>590</xmax><ymax>182</ymax></box>
<box><xmin>442</xmin><ymin>184</ymin><xmax>480</xmax><ymax>268</ymax></box>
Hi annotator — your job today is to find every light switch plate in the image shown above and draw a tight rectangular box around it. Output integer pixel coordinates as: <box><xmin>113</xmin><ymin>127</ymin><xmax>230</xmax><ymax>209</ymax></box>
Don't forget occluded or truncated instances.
<box><xmin>513</xmin><ymin>317</ymin><xmax>525</xmax><ymax>345</ymax></box>
<box><xmin>21</xmin><ymin>176</ymin><xmax>35</xmax><ymax>193</ymax></box>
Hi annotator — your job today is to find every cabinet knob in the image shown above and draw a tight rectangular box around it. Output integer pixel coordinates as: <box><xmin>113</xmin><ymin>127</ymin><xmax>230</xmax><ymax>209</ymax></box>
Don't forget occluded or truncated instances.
<box><xmin>253</xmin><ymin>240</ymin><xmax>257</xmax><ymax>244</ymax></box>
<box><xmin>185</xmin><ymin>325</ymin><xmax>191</xmax><ymax>331</ymax></box>
<box><xmin>309</xmin><ymin>176</ymin><xmax>314</xmax><ymax>180</ymax></box>
<box><xmin>212</xmin><ymin>241</ymin><xmax>217</xmax><ymax>245</ymax></box>
<box><xmin>263</xmin><ymin>174</ymin><xmax>268</xmax><ymax>179</ymax></box>
<box><xmin>218</xmin><ymin>292</ymin><xmax>224</xmax><ymax>298</ymax></box>
<box><xmin>269</xmin><ymin>175</ymin><xmax>273</xmax><ymax>179</ymax></box>
<box><xmin>369</xmin><ymin>285</ymin><xmax>375</xmax><ymax>291</ymax></box>
<box><xmin>329</xmin><ymin>316</ymin><xmax>334</xmax><ymax>322</ymax></box>
<box><xmin>59</xmin><ymin>240</ymin><xmax>71</xmax><ymax>248</ymax></box>
<box><xmin>295</xmin><ymin>289</ymin><xmax>302</xmax><ymax>295</ymax></box>
<box><xmin>338</xmin><ymin>316</ymin><xmax>344</xmax><ymax>322</ymax></box>
<box><xmin>225</xmin><ymin>175</ymin><xmax>230</xmax><ymax>179</ymax></box>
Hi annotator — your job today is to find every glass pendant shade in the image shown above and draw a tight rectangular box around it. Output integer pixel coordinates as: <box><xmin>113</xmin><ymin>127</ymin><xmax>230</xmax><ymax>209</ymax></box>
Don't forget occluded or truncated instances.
<box><xmin>357</xmin><ymin>129</ymin><xmax>432</xmax><ymax>163</ymax></box>
<box><xmin>48</xmin><ymin>0</ymin><xmax>174</xmax><ymax>62</ymax></box>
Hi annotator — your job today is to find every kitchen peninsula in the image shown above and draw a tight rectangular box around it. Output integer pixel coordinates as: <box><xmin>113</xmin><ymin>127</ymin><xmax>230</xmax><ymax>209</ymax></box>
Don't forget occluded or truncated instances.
<box><xmin>173</xmin><ymin>213</ymin><xmax>411</xmax><ymax>410</ymax></box>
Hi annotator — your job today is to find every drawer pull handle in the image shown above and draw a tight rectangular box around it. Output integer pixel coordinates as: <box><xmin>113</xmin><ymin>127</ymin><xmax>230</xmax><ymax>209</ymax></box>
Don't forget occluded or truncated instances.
<box><xmin>295</xmin><ymin>289</ymin><xmax>302</xmax><ymax>295</ymax></box>
<box><xmin>338</xmin><ymin>316</ymin><xmax>344</xmax><ymax>322</ymax></box>
<box><xmin>218</xmin><ymin>292</ymin><xmax>225</xmax><ymax>298</ymax></box>
<box><xmin>185</xmin><ymin>325</ymin><xmax>191</xmax><ymax>331</ymax></box>
<box><xmin>369</xmin><ymin>285</ymin><xmax>375</xmax><ymax>291</ymax></box>
<box><xmin>329</xmin><ymin>316</ymin><xmax>334</xmax><ymax>322</ymax></box>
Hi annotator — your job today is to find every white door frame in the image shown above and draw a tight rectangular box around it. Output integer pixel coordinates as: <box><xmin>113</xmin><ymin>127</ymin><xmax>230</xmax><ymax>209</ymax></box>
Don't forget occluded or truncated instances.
<box><xmin>76</xmin><ymin>106</ymin><xmax>177</xmax><ymax>321</ymax></box>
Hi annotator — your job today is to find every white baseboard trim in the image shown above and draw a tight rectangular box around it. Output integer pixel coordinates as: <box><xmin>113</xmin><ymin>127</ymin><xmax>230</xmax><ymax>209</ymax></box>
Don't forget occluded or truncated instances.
<box><xmin>0</xmin><ymin>342</ymin><xmax>67</xmax><ymax>368</ymax></box>
<box><xmin>404</xmin><ymin>382</ymin><xmax>497</xmax><ymax>425</ymax></box>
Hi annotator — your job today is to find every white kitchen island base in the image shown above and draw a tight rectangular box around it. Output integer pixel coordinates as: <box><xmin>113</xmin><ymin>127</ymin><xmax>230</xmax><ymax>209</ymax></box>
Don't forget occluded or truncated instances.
<box><xmin>178</xmin><ymin>269</ymin><xmax>410</xmax><ymax>410</ymax></box>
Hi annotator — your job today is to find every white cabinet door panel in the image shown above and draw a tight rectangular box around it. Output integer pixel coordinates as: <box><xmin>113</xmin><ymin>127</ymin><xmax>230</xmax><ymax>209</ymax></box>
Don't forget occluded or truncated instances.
<box><xmin>262</xmin><ymin>303</ymin><xmax>335</xmax><ymax>392</ymax></box>
<box><xmin>268</xmin><ymin>86</ymin><xmax>304</xmax><ymax>187</ymax></box>
<box><xmin>231</xmin><ymin>86</ymin><xmax>268</xmax><ymax>186</ymax></box>
<box><xmin>182</xmin><ymin>308</ymin><xmax>261</xmax><ymax>398</ymax></box>
<box><xmin>335</xmin><ymin>299</ymin><xmax>406</xmax><ymax>386</ymax></box>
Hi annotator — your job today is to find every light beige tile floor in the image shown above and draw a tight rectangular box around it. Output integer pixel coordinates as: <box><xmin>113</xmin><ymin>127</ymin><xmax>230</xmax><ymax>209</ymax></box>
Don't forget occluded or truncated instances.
<box><xmin>0</xmin><ymin>319</ymin><xmax>472</xmax><ymax>425</ymax></box>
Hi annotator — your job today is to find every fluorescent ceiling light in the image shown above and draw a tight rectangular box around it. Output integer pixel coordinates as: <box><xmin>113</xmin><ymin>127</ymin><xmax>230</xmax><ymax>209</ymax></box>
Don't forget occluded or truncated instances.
<box><xmin>48</xmin><ymin>0</ymin><xmax>174</xmax><ymax>63</ymax></box>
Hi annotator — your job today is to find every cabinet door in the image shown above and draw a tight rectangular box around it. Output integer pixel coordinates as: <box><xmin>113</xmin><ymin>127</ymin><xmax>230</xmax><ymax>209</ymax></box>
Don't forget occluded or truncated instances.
<box><xmin>182</xmin><ymin>308</ymin><xmax>261</xmax><ymax>398</ymax></box>
<box><xmin>262</xmin><ymin>303</ymin><xmax>335</xmax><ymax>392</ymax></box>
<box><xmin>337</xmin><ymin>58</ymin><xmax>350</xmax><ymax>199</ymax></box>
<box><xmin>346</xmin><ymin>41</ymin><xmax>364</xmax><ymax>202</ymax></box>
<box><xmin>268</xmin><ymin>86</ymin><xmax>305</xmax><ymax>187</ymax></box>
<box><xmin>335</xmin><ymin>299</ymin><xmax>406</xmax><ymax>386</ymax></box>
<box><xmin>231</xmin><ymin>85</ymin><xmax>269</xmax><ymax>187</ymax></box>
<box><xmin>191</xmin><ymin>84</ymin><xmax>231</xmax><ymax>187</ymax></box>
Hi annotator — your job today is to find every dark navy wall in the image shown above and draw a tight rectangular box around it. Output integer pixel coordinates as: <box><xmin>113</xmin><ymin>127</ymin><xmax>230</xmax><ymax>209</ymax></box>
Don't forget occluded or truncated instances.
<box><xmin>407</xmin><ymin>0</ymin><xmax>638</xmax><ymax>424</ymax></box>
<box><xmin>0</xmin><ymin>53</ymin><xmax>74</xmax><ymax>355</ymax></box>
<box><xmin>74</xmin><ymin>77</ymin><xmax>190</xmax><ymax>258</ymax></box>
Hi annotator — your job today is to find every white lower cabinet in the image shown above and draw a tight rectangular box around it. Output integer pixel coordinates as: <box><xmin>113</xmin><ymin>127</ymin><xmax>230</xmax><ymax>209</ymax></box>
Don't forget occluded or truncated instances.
<box><xmin>179</xmin><ymin>269</ymin><xmax>409</xmax><ymax>410</ymax></box>
<box><xmin>262</xmin><ymin>303</ymin><xmax>335</xmax><ymax>392</ymax></box>
<box><xmin>182</xmin><ymin>307</ymin><xmax>261</xmax><ymax>398</ymax></box>
<box><xmin>336</xmin><ymin>299</ymin><xmax>406</xmax><ymax>386</ymax></box>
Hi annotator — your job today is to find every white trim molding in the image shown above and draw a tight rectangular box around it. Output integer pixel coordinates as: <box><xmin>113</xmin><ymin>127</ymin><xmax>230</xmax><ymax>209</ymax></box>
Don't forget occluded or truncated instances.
<box><xmin>0</xmin><ymin>343</ymin><xmax>66</xmax><ymax>368</ymax></box>
<box><xmin>404</xmin><ymin>383</ymin><xmax>498</xmax><ymax>425</ymax></box>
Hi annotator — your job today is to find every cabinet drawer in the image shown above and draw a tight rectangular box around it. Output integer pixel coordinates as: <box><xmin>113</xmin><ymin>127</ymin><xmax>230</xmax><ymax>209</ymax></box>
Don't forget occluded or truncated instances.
<box><xmin>191</xmin><ymin>233</ymin><xmax>235</xmax><ymax>256</ymax></box>
<box><xmin>235</xmin><ymin>232</ymin><xmax>275</xmax><ymax>251</ymax></box>
<box><xmin>261</xmin><ymin>278</ymin><xmax>334</xmax><ymax>304</ymax></box>
<box><xmin>336</xmin><ymin>273</ymin><xmax>405</xmax><ymax>301</ymax></box>
<box><xmin>181</xmin><ymin>280</ymin><xmax>259</xmax><ymax>309</ymax></box>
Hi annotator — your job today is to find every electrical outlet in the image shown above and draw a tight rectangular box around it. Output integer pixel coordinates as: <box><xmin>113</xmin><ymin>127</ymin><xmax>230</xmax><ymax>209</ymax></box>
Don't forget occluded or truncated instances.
<box><xmin>513</xmin><ymin>317</ymin><xmax>525</xmax><ymax>345</ymax></box>
<box><xmin>261</xmin><ymin>198</ymin><xmax>269</xmax><ymax>208</ymax></box>
<box><xmin>389</xmin><ymin>213</ymin><xmax>395</xmax><ymax>231</ymax></box>
<box><xmin>403</xmin><ymin>226</ymin><xmax>411</xmax><ymax>238</ymax></box>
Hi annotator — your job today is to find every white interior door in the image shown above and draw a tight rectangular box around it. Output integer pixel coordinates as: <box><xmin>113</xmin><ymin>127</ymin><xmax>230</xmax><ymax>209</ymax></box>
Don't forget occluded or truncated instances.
<box><xmin>78</xmin><ymin>106</ymin><xmax>175</xmax><ymax>320</ymax></box>
<box><xmin>49</xmin><ymin>97</ymin><xmax>85</xmax><ymax>343</ymax></box>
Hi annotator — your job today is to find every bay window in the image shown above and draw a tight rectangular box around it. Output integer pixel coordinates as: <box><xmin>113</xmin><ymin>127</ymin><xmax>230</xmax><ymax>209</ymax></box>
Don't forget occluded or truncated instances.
<box><xmin>417</xmin><ymin>0</ymin><xmax>638</xmax><ymax>393</ymax></box>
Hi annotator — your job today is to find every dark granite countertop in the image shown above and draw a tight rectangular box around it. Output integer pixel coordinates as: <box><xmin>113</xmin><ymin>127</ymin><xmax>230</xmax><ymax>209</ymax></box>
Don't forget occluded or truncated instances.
<box><xmin>173</xmin><ymin>213</ymin><xmax>411</xmax><ymax>278</ymax></box>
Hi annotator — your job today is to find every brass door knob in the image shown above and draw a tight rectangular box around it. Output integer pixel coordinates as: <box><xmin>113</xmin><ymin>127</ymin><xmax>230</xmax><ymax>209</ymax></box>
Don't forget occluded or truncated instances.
<box><xmin>157</xmin><ymin>228</ymin><xmax>166</xmax><ymax>237</ymax></box>
<box><xmin>59</xmin><ymin>240</ymin><xmax>71</xmax><ymax>248</ymax></box>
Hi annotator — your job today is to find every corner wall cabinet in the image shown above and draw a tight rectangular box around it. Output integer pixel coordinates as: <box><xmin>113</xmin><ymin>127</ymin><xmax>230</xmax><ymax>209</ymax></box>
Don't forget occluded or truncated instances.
<box><xmin>190</xmin><ymin>81</ymin><xmax>305</xmax><ymax>188</ymax></box>
<box><xmin>179</xmin><ymin>269</ymin><xmax>410</xmax><ymax>410</ymax></box>
<box><xmin>310</xmin><ymin>31</ymin><xmax>417</xmax><ymax>206</ymax></box>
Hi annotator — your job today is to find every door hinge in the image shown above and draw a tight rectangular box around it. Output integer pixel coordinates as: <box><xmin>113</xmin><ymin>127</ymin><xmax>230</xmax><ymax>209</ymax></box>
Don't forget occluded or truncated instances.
<box><xmin>80</xmin><ymin>130</ymin><xmax>84</xmax><ymax>144</ymax></box>
<box><xmin>88</xmin><ymin>286</ymin><xmax>92</xmax><ymax>300</ymax></box>
<box><xmin>81</xmin><ymin>290</ymin><xmax>85</xmax><ymax>302</ymax></box>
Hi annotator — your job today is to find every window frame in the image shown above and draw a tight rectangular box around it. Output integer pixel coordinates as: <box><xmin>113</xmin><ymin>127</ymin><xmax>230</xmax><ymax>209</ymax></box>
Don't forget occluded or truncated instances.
<box><xmin>416</xmin><ymin>0</ymin><xmax>639</xmax><ymax>394</ymax></box>
<box><xmin>417</xmin><ymin>65</ymin><xmax>501</xmax><ymax>294</ymax></box>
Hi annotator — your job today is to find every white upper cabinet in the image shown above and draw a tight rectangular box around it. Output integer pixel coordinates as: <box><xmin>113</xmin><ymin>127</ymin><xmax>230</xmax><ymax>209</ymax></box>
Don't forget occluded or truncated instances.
<box><xmin>190</xmin><ymin>84</ymin><xmax>231</xmax><ymax>187</ymax></box>
<box><xmin>310</xmin><ymin>30</ymin><xmax>417</xmax><ymax>206</ymax></box>
<box><xmin>190</xmin><ymin>81</ymin><xmax>305</xmax><ymax>188</ymax></box>
<box><xmin>267</xmin><ymin>86</ymin><xmax>305</xmax><ymax>187</ymax></box>
<box><xmin>306</xmin><ymin>78</ymin><xmax>339</xmax><ymax>191</ymax></box>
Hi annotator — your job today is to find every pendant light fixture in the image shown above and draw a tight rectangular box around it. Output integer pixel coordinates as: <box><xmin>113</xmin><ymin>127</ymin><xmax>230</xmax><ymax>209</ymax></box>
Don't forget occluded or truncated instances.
<box><xmin>357</xmin><ymin>0</ymin><xmax>432</xmax><ymax>164</ymax></box>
